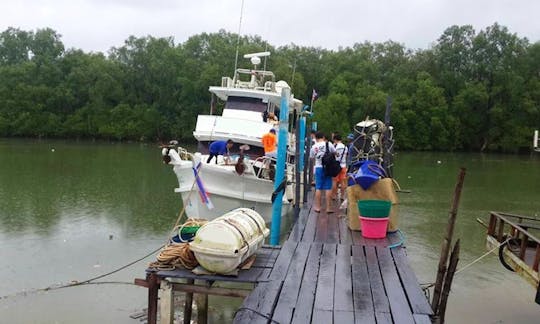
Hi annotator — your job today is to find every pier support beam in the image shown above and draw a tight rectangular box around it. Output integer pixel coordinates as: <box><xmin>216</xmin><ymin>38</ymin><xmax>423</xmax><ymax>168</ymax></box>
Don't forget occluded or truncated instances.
<box><xmin>159</xmin><ymin>280</ymin><xmax>174</xmax><ymax>324</ymax></box>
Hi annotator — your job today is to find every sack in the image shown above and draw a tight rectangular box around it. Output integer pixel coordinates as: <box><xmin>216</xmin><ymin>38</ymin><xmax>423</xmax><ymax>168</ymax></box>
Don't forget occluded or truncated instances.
<box><xmin>322</xmin><ymin>142</ymin><xmax>341</xmax><ymax>177</ymax></box>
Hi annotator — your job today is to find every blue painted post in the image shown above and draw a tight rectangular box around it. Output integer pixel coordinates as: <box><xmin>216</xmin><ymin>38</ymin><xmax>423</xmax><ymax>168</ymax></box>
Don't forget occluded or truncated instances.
<box><xmin>298</xmin><ymin>116</ymin><xmax>306</xmax><ymax>172</ymax></box>
<box><xmin>270</xmin><ymin>87</ymin><xmax>290</xmax><ymax>245</ymax></box>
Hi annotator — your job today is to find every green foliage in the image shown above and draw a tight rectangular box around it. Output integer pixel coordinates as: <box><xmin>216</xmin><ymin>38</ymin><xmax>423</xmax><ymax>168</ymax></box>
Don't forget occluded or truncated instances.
<box><xmin>0</xmin><ymin>24</ymin><xmax>538</xmax><ymax>153</ymax></box>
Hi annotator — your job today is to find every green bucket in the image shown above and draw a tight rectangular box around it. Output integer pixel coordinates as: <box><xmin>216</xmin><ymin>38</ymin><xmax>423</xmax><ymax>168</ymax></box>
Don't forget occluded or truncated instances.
<box><xmin>357</xmin><ymin>200</ymin><xmax>392</xmax><ymax>218</ymax></box>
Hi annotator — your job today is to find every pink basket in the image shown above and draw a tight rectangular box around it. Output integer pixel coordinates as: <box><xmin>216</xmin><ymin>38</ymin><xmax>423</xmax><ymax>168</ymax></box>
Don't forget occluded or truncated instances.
<box><xmin>359</xmin><ymin>216</ymin><xmax>389</xmax><ymax>239</ymax></box>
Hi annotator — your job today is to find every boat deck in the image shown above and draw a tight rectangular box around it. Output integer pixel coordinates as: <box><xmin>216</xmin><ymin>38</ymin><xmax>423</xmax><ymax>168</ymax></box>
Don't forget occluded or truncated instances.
<box><xmin>136</xmin><ymin>195</ymin><xmax>433</xmax><ymax>323</ymax></box>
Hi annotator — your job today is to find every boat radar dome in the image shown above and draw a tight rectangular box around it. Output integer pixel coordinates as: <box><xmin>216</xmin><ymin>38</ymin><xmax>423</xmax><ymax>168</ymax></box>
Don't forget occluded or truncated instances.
<box><xmin>275</xmin><ymin>80</ymin><xmax>290</xmax><ymax>94</ymax></box>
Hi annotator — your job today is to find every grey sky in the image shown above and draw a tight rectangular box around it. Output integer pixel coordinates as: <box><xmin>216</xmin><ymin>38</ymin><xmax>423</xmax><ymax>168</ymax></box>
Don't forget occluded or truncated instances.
<box><xmin>1</xmin><ymin>0</ymin><xmax>539</xmax><ymax>53</ymax></box>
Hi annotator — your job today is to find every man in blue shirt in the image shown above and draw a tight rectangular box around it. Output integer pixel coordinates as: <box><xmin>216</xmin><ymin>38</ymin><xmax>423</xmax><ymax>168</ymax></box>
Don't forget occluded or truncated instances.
<box><xmin>207</xmin><ymin>139</ymin><xmax>234</xmax><ymax>164</ymax></box>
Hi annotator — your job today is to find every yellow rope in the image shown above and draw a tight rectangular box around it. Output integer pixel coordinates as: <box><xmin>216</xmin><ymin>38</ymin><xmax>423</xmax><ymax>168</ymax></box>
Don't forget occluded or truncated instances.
<box><xmin>149</xmin><ymin>243</ymin><xmax>199</xmax><ymax>270</ymax></box>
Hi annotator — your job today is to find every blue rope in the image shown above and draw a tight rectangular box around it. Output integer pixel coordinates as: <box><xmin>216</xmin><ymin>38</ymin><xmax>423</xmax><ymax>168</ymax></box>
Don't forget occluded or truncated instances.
<box><xmin>387</xmin><ymin>229</ymin><xmax>405</xmax><ymax>249</ymax></box>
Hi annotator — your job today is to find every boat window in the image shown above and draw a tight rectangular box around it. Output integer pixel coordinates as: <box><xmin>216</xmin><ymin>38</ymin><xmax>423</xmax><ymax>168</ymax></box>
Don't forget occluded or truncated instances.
<box><xmin>225</xmin><ymin>96</ymin><xmax>267</xmax><ymax>113</ymax></box>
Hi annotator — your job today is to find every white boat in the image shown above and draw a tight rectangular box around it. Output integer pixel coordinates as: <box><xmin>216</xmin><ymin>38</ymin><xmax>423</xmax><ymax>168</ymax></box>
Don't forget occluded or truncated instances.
<box><xmin>162</xmin><ymin>52</ymin><xmax>303</xmax><ymax>222</ymax></box>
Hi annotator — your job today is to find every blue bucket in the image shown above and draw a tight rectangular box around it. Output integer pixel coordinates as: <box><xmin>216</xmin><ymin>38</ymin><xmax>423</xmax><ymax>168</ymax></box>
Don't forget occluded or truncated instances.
<box><xmin>350</xmin><ymin>160</ymin><xmax>385</xmax><ymax>190</ymax></box>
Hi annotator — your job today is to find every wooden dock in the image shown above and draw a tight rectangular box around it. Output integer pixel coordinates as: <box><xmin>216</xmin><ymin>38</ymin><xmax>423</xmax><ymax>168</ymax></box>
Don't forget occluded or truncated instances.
<box><xmin>136</xmin><ymin>196</ymin><xmax>433</xmax><ymax>323</ymax></box>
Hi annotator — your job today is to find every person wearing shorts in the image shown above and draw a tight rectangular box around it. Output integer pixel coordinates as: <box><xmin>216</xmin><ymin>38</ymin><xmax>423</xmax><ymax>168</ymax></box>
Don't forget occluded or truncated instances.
<box><xmin>331</xmin><ymin>134</ymin><xmax>348</xmax><ymax>201</ymax></box>
<box><xmin>309</xmin><ymin>131</ymin><xmax>336</xmax><ymax>213</ymax></box>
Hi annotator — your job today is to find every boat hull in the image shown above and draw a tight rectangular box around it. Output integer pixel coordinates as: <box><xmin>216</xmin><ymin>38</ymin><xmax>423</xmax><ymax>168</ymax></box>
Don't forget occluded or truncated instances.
<box><xmin>171</xmin><ymin>153</ymin><xmax>292</xmax><ymax>223</ymax></box>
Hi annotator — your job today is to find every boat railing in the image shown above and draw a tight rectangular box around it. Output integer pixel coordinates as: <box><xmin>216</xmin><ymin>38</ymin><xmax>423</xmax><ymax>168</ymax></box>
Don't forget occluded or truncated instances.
<box><xmin>487</xmin><ymin>211</ymin><xmax>540</xmax><ymax>272</ymax></box>
<box><xmin>252</xmin><ymin>155</ymin><xmax>295</xmax><ymax>180</ymax></box>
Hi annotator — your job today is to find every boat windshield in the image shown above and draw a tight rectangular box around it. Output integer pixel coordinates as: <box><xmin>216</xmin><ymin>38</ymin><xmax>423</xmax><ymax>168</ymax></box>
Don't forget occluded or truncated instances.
<box><xmin>225</xmin><ymin>96</ymin><xmax>267</xmax><ymax>113</ymax></box>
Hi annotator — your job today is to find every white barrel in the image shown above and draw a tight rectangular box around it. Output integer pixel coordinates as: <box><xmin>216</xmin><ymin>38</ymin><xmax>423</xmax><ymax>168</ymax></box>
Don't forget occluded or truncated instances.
<box><xmin>189</xmin><ymin>208</ymin><xmax>270</xmax><ymax>274</ymax></box>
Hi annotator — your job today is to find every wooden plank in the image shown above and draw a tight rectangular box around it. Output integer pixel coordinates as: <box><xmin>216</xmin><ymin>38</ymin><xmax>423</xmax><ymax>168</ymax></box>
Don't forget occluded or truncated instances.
<box><xmin>314</xmin><ymin>244</ymin><xmax>337</xmax><ymax>311</ymax></box>
<box><xmin>291</xmin><ymin>243</ymin><xmax>323</xmax><ymax>324</ymax></box>
<box><xmin>377</xmin><ymin>247</ymin><xmax>415</xmax><ymax>324</ymax></box>
<box><xmin>391</xmin><ymin>248</ymin><xmax>433</xmax><ymax>315</ymax></box>
<box><xmin>289</xmin><ymin>205</ymin><xmax>310</xmax><ymax>242</ymax></box>
<box><xmin>334</xmin><ymin>245</ymin><xmax>354</xmax><ymax>312</ymax></box>
<box><xmin>233</xmin><ymin>281</ymin><xmax>274</xmax><ymax>323</ymax></box>
<box><xmin>364</xmin><ymin>246</ymin><xmax>390</xmax><ymax>314</ymax></box>
<box><xmin>269</xmin><ymin>239</ymin><xmax>298</xmax><ymax>281</ymax></box>
<box><xmin>334</xmin><ymin>310</ymin><xmax>355</xmax><ymax>323</ymax></box>
<box><xmin>327</xmin><ymin>211</ymin><xmax>339</xmax><ymax>243</ymax></box>
<box><xmin>301</xmin><ymin>206</ymin><xmax>319</xmax><ymax>243</ymax></box>
<box><xmin>315</xmin><ymin>209</ymin><xmax>329</xmax><ymax>243</ymax></box>
<box><xmin>312</xmin><ymin>310</ymin><xmax>333</xmax><ymax>323</ymax></box>
<box><xmin>375</xmin><ymin>312</ymin><xmax>393</xmax><ymax>324</ymax></box>
<box><xmin>272</xmin><ymin>242</ymin><xmax>312</xmax><ymax>324</ymax></box>
<box><xmin>351</xmin><ymin>245</ymin><xmax>376</xmax><ymax>324</ymax></box>
<box><xmin>413</xmin><ymin>314</ymin><xmax>432</xmax><ymax>324</ymax></box>
<box><xmin>339</xmin><ymin>216</ymin><xmax>353</xmax><ymax>244</ymax></box>
<box><xmin>351</xmin><ymin>230</ymin><xmax>366</xmax><ymax>246</ymax></box>
<box><xmin>251</xmin><ymin>280</ymin><xmax>284</xmax><ymax>323</ymax></box>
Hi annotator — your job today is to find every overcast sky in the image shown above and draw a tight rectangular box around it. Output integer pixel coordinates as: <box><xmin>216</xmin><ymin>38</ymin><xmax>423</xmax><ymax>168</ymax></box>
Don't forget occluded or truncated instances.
<box><xmin>1</xmin><ymin>0</ymin><xmax>539</xmax><ymax>53</ymax></box>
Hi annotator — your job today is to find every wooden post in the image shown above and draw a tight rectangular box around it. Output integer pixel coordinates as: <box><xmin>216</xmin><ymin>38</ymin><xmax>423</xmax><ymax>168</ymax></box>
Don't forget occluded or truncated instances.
<box><xmin>438</xmin><ymin>239</ymin><xmax>460</xmax><ymax>324</ymax></box>
<box><xmin>147</xmin><ymin>272</ymin><xmax>159</xmax><ymax>324</ymax></box>
<box><xmin>195</xmin><ymin>292</ymin><xmax>208</xmax><ymax>324</ymax></box>
<box><xmin>183</xmin><ymin>279</ymin><xmax>194</xmax><ymax>324</ymax></box>
<box><xmin>431</xmin><ymin>168</ymin><xmax>466</xmax><ymax>313</ymax></box>
<box><xmin>159</xmin><ymin>280</ymin><xmax>174</xmax><ymax>324</ymax></box>
<box><xmin>533</xmin><ymin>245</ymin><xmax>540</xmax><ymax>272</ymax></box>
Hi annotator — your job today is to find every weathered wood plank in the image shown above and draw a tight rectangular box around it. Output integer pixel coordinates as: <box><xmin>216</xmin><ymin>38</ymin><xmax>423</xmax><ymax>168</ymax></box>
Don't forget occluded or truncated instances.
<box><xmin>327</xmin><ymin>211</ymin><xmax>339</xmax><ymax>243</ymax></box>
<box><xmin>269</xmin><ymin>239</ymin><xmax>298</xmax><ymax>281</ymax></box>
<box><xmin>315</xmin><ymin>210</ymin><xmax>329</xmax><ymax>242</ymax></box>
<box><xmin>339</xmin><ymin>216</ymin><xmax>353</xmax><ymax>244</ymax></box>
<box><xmin>334</xmin><ymin>310</ymin><xmax>355</xmax><ymax>324</ymax></box>
<box><xmin>312</xmin><ymin>310</ymin><xmax>333</xmax><ymax>323</ymax></box>
<box><xmin>377</xmin><ymin>247</ymin><xmax>415</xmax><ymax>324</ymax></box>
<box><xmin>314</xmin><ymin>244</ymin><xmax>337</xmax><ymax>311</ymax></box>
<box><xmin>391</xmin><ymin>247</ymin><xmax>433</xmax><ymax>315</ymax></box>
<box><xmin>365</xmin><ymin>246</ymin><xmax>390</xmax><ymax>314</ymax></box>
<box><xmin>272</xmin><ymin>242</ymin><xmax>311</xmax><ymax>324</ymax></box>
<box><xmin>375</xmin><ymin>312</ymin><xmax>393</xmax><ymax>324</ymax></box>
<box><xmin>233</xmin><ymin>280</ymin><xmax>283</xmax><ymax>324</ymax></box>
<box><xmin>334</xmin><ymin>244</ymin><xmax>354</xmax><ymax>312</ymax></box>
<box><xmin>351</xmin><ymin>245</ymin><xmax>376</xmax><ymax>324</ymax></box>
<box><xmin>301</xmin><ymin>206</ymin><xmax>318</xmax><ymax>243</ymax></box>
<box><xmin>413</xmin><ymin>313</ymin><xmax>432</xmax><ymax>324</ymax></box>
<box><xmin>291</xmin><ymin>243</ymin><xmax>323</xmax><ymax>324</ymax></box>
<box><xmin>289</xmin><ymin>204</ymin><xmax>311</xmax><ymax>242</ymax></box>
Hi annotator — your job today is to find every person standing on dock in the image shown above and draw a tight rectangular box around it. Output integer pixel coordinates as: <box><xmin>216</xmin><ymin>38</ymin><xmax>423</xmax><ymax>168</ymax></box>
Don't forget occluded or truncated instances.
<box><xmin>207</xmin><ymin>139</ymin><xmax>233</xmax><ymax>164</ymax></box>
<box><xmin>310</xmin><ymin>131</ymin><xmax>336</xmax><ymax>213</ymax></box>
<box><xmin>331</xmin><ymin>134</ymin><xmax>348</xmax><ymax>201</ymax></box>
<box><xmin>262</xmin><ymin>129</ymin><xmax>277</xmax><ymax>158</ymax></box>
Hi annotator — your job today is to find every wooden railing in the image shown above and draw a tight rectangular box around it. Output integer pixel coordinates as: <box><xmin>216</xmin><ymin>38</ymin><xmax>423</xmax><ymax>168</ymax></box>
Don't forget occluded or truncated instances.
<box><xmin>487</xmin><ymin>211</ymin><xmax>540</xmax><ymax>272</ymax></box>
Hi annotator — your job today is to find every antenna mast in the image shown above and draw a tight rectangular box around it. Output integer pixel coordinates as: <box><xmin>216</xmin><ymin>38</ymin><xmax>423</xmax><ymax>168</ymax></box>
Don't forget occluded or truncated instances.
<box><xmin>233</xmin><ymin>0</ymin><xmax>245</xmax><ymax>76</ymax></box>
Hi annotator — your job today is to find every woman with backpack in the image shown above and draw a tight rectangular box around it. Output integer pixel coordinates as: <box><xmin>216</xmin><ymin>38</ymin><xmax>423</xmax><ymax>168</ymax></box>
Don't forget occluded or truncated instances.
<box><xmin>309</xmin><ymin>131</ymin><xmax>336</xmax><ymax>213</ymax></box>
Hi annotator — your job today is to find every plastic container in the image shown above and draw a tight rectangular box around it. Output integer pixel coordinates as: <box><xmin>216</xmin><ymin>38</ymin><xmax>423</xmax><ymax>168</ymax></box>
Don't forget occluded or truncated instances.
<box><xmin>189</xmin><ymin>208</ymin><xmax>269</xmax><ymax>274</ymax></box>
<box><xmin>359</xmin><ymin>216</ymin><xmax>389</xmax><ymax>238</ymax></box>
<box><xmin>351</xmin><ymin>160</ymin><xmax>384</xmax><ymax>190</ymax></box>
<box><xmin>358</xmin><ymin>200</ymin><xmax>392</xmax><ymax>218</ymax></box>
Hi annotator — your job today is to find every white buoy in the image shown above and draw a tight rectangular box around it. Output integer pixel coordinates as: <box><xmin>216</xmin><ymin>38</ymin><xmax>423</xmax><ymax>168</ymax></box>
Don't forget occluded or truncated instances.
<box><xmin>51</xmin><ymin>148</ymin><xmax>55</xmax><ymax>152</ymax></box>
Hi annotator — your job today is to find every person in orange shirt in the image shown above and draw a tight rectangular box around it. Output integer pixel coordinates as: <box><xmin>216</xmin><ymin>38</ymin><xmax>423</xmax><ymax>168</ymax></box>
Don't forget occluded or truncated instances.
<box><xmin>261</xmin><ymin>129</ymin><xmax>277</xmax><ymax>158</ymax></box>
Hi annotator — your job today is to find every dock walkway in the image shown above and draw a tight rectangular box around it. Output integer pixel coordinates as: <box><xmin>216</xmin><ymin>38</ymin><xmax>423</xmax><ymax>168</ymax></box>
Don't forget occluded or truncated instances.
<box><xmin>137</xmin><ymin>195</ymin><xmax>433</xmax><ymax>324</ymax></box>
<box><xmin>233</xmin><ymin>198</ymin><xmax>433</xmax><ymax>324</ymax></box>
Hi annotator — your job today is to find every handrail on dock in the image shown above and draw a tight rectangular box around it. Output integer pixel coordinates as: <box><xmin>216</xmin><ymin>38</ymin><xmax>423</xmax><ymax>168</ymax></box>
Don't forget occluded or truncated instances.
<box><xmin>487</xmin><ymin>211</ymin><xmax>540</xmax><ymax>272</ymax></box>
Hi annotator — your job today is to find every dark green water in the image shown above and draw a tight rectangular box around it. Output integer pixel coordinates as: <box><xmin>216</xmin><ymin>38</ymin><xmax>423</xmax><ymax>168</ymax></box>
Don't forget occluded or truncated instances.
<box><xmin>0</xmin><ymin>139</ymin><xmax>539</xmax><ymax>323</ymax></box>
